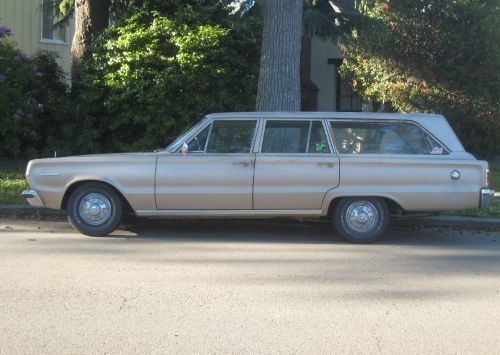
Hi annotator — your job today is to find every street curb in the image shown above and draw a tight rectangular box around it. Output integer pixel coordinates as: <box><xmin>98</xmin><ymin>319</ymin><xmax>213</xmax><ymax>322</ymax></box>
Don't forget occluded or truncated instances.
<box><xmin>1</xmin><ymin>204</ymin><xmax>499</xmax><ymax>229</ymax></box>
<box><xmin>392</xmin><ymin>215</ymin><xmax>500</xmax><ymax>229</ymax></box>
<box><xmin>0</xmin><ymin>205</ymin><xmax>65</xmax><ymax>217</ymax></box>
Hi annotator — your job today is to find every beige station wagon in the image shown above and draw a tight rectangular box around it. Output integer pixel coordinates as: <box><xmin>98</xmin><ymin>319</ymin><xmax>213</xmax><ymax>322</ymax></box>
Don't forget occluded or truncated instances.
<box><xmin>23</xmin><ymin>112</ymin><xmax>495</xmax><ymax>242</ymax></box>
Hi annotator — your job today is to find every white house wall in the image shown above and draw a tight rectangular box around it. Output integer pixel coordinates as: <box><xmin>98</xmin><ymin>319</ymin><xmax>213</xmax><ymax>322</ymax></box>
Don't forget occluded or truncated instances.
<box><xmin>0</xmin><ymin>0</ymin><xmax>74</xmax><ymax>80</ymax></box>
<box><xmin>310</xmin><ymin>37</ymin><xmax>343</xmax><ymax>111</ymax></box>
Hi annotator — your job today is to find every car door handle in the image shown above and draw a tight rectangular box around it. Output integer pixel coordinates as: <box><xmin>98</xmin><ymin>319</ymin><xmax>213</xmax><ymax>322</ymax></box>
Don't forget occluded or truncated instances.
<box><xmin>232</xmin><ymin>161</ymin><xmax>250</xmax><ymax>167</ymax></box>
<box><xmin>317</xmin><ymin>162</ymin><xmax>336</xmax><ymax>168</ymax></box>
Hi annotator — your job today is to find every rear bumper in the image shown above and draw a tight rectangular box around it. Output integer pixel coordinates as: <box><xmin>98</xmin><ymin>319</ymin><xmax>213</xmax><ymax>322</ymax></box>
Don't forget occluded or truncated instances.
<box><xmin>480</xmin><ymin>188</ymin><xmax>496</xmax><ymax>209</ymax></box>
<box><xmin>22</xmin><ymin>190</ymin><xmax>44</xmax><ymax>207</ymax></box>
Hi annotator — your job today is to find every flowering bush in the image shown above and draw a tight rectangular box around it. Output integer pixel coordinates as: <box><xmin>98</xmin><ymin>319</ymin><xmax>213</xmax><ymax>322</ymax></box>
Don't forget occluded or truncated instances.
<box><xmin>0</xmin><ymin>25</ymin><xmax>39</xmax><ymax>157</ymax></box>
<box><xmin>0</xmin><ymin>25</ymin><xmax>73</xmax><ymax>158</ymax></box>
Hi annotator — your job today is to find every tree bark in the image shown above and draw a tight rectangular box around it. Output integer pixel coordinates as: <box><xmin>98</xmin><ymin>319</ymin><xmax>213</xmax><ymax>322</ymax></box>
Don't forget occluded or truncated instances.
<box><xmin>71</xmin><ymin>0</ymin><xmax>109</xmax><ymax>89</ymax></box>
<box><xmin>256</xmin><ymin>0</ymin><xmax>303</xmax><ymax>111</ymax></box>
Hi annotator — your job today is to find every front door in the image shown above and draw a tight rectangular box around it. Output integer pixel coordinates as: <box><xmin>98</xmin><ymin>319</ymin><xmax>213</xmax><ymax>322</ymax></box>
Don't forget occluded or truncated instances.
<box><xmin>253</xmin><ymin>119</ymin><xmax>340</xmax><ymax>210</ymax></box>
<box><xmin>155</xmin><ymin>119</ymin><xmax>258</xmax><ymax>210</ymax></box>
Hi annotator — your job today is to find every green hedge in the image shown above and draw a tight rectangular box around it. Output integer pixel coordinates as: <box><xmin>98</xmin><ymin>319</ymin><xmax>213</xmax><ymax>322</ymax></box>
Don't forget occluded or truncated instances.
<box><xmin>79</xmin><ymin>7</ymin><xmax>260</xmax><ymax>152</ymax></box>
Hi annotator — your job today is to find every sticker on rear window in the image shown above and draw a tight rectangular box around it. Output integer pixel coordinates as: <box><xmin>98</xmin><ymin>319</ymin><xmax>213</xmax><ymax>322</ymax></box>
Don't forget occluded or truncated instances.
<box><xmin>431</xmin><ymin>147</ymin><xmax>444</xmax><ymax>154</ymax></box>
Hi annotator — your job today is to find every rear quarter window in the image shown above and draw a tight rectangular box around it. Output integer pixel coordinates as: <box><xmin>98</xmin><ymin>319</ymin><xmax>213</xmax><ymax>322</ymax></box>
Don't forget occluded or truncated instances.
<box><xmin>330</xmin><ymin>121</ymin><xmax>448</xmax><ymax>155</ymax></box>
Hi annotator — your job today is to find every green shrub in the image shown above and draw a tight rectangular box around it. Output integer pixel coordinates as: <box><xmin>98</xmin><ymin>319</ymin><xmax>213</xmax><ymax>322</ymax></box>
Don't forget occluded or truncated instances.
<box><xmin>80</xmin><ymin>6</ymin><xmax>260</xmax><ymax>152</ymax></box>
<box><xmin>30</xmin><ymin>51</ymin><xmax>96</xmax><ymax>157</ymax></box>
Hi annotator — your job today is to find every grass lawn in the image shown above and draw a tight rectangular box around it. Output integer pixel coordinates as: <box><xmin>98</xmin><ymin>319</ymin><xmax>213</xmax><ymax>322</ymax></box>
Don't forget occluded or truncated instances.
<box><xmin>0</xmin><ymin>159</ymin><xmax>499</xmax><ymax>218</ymax></box>
<box><xmin>0</xmin><ymin>161</ymin><xmax>29</xmax><ymax>205</ymax></box>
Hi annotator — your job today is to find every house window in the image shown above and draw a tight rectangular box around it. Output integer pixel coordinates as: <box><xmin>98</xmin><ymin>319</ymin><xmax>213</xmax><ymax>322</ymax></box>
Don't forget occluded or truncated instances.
<box><xmin>42</xmin><ymin>0</ymin><xmax>66</xmax><ymax>42</ymax></box>
<box><xmin>328</xmin><ymin>58</ymin><xmax>363</xmax><ymax>112</ymax></box>
<box><xmin>336</xmin><ymin>73</ymin><xmax>362</xmax><ymax>112</ymax></box>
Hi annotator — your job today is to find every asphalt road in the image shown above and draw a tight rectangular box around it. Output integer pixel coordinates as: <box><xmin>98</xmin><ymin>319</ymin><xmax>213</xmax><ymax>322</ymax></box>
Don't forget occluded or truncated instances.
<box><xmin>0</xmin><ymin>217</ymin><xmax>499</xmax><ymax>354</ymax></box>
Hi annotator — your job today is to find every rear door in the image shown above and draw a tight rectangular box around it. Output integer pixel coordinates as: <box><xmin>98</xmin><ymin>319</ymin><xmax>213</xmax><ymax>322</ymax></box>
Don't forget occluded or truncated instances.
<box><xmin>253</xmin><ymin>119</ymin><xmax>340</xmax><ymax>210</ymax></box>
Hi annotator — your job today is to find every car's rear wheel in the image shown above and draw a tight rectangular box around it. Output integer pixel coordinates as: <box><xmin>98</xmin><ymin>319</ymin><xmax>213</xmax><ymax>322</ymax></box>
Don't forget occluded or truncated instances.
<box><xmin>333</xmin><ymin>197</ymin><xmax>389</xmax><ymax>243</ymax></box>
<box><xmin>67</xmin><ymin>183</ymin><xmax>123</xmax><ymax>236</ymax></box>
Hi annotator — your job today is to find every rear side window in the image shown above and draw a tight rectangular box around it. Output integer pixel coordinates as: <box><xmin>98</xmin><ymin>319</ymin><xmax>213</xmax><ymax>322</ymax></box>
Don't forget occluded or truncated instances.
<box><xmin>330</xmin><ymin>121</ymin><xmax>448</xmax><ymax>155</ymax></box>
<box><xmin>261</xmin><ymin>120</ymin><xmax>330</xmax><ymax>153</ymax></box>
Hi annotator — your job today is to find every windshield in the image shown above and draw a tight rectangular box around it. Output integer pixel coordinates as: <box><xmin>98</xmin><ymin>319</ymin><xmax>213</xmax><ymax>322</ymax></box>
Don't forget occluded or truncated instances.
<box><xmin>164</xmin><ymin>117</ymin><xmax>209</xmax><ymax>153</ymax></box>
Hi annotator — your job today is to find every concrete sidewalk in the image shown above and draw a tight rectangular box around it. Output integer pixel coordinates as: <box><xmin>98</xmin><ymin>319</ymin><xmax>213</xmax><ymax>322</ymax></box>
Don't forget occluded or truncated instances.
<box><xmin>1</xmin><ymin>204</ymin><xmax>499</xmax><ymax>229</ymax></box>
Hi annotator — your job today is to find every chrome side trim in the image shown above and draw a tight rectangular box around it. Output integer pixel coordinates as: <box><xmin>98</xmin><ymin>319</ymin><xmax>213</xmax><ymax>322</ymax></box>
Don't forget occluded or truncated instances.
<box><xmin>480</xmin><ymin>188</ymin><xmax>495</xmax><ymax>208</ymax></box>
<box><xmin>135</xmin><ymin>209</ymin><xmax>323</xmax><ymax>217</ymax></box>
<box><xmin>22</xmin><ymin>190</ymin><xmax>44</xmax><ymax>207</ymax></box>
<box><xmin>39</xmin><ymin>172</ymin><xmax>60</xmax><ymax>176</ymax></box>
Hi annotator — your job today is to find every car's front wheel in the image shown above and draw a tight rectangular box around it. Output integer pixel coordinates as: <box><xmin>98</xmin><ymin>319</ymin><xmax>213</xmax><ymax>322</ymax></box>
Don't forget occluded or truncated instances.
<box><xmin>67</xmin><ymin>183</ymin><xmax>123</xmax><ymax>236</ymax></box>
<box><xmin>333</xmin><ymin>197</ymin><xmax>389</xmax><ymax>243</ymax></box>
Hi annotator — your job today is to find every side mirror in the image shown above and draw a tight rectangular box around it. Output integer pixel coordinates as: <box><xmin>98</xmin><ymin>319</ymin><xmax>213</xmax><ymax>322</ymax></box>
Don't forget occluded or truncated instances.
<box><xmin>181</xmin><ymin>142</ymin><xmax>189</xmax><ymax>155</ymax></box>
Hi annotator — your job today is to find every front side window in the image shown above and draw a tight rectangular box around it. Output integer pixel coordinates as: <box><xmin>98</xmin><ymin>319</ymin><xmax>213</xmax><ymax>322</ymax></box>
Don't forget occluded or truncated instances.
<box><xmin>187</xmin><ymin>124</ymin><xmax>210</xmax><ymax>152</ymax></box>
<box><xmin>261</xmin><ymin>120</ymin><xmax>330</xmax><ymax>153</ymax></box>
<box><xmin>331</xmin><ymin>121</ymin><xmax>448</xmax><ymax>155</ymax></box>
<box><xmin>186</xmin><ymin>120</ymin><xmax>256</xmax><ymax>153</ymax></box>
<box><xmin>42</xmin><ymin>0</ymin><xmax>66</xmax><ymax>42</ymax></box>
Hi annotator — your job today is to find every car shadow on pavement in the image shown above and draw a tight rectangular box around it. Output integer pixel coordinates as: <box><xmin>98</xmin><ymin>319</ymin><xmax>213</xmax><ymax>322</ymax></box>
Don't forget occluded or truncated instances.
<box><xmin>114</xmin><ymin>218</ymin><xmax>499</xmax><ymax>248</ymax></box>
<box><xmin>117</xmin><ymin>219</ymin><xmax>338</xmax><ymax>244</ymax></box>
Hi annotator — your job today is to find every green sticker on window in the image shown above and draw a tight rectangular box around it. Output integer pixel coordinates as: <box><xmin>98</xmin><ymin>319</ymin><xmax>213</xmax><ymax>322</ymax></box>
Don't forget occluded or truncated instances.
<box><xmin>315</xmin><ymin>143</ymin><xmax>327</xmax><ymax>152</ymax></box>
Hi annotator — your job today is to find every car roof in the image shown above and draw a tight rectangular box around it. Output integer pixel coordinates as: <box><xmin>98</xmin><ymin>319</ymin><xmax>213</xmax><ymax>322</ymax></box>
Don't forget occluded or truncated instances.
<box><xmin>205</xmin><ymin>111</ymin><xmax>444</xmax><ymax>121</ymax></box>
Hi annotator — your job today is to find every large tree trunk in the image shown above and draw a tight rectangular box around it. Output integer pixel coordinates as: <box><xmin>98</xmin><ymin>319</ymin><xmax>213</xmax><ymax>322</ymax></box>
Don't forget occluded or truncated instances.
<box><xmin>256</xmin><ymin>0</ymin><xmax>303</xmax><ymax>111</ymax></box>
<box><xmin>71</xmin><ymin>0</ymin><xmax>109</xmax><ymax>89</ymax></box>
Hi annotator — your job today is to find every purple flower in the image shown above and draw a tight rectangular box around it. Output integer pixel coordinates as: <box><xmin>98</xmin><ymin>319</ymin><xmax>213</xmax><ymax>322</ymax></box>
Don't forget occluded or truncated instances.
<box><xmin>13</xmin><ymin>109</ymin><xmax>22</xmax><ymax>121</ymax></box>
<box><xmin>0</xmin><ymin>25</ymin><xmax>11</xmax><ymax>38</ymax></box>
<box><xmin>21</xmin><ymin>53</ymin><xmax>30</xmax><ymax>61</ymax></box>
<box><xmin>0</xmin><ymin>73</ymin><xmax>5</xmax><ymax>82</ymax></box>
<box><xmin>34</xmin><ymin>71</ymin><xmax>43</xmax><ymax>78</ymax></box>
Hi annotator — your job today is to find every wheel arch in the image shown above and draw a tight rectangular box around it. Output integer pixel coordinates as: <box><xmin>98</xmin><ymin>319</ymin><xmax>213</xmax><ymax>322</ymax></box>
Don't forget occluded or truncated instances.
<box><xmin>326</xmin><ymin>195</ymin><xmax>404</xmax><ymax>217</ymax></box>
<box><xmin>61</xmin><ymin>180</ymin><xmax>134</xmax><ymax>215</ymax></box>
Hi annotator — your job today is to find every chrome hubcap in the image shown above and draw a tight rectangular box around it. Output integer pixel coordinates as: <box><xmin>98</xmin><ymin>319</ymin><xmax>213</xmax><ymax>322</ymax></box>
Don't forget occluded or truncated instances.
<box><xmin>79</xmin><ymin>193</ymin><xmax>112</xmax><ymax>226</ymax></box>
<box><xmin>345</xmin><ymin>201</ymin><xmax>378</xmax><ymax>233</ymax></box>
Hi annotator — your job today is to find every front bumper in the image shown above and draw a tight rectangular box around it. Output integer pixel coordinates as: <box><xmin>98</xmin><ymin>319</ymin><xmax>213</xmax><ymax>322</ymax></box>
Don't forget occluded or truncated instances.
<box><xmin>480</xmin><ymin>188</ymin><xmax>496</xmax><ymax>209</ymax></box>
<box><xmin>22</xmin><ymin>190</ymin><xmax>44</xmax><ymax>207</ymax></box>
